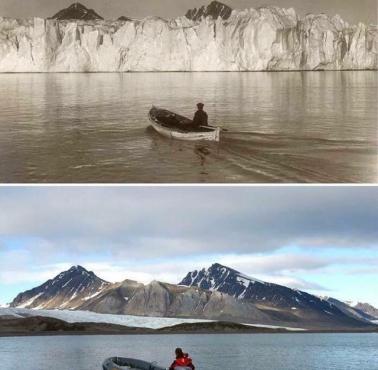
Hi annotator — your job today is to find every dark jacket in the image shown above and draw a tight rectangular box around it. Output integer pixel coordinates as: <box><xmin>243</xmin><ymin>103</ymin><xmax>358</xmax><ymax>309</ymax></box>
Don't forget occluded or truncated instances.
<box><xmin>192</xmin><ymin>110</ymin><xmax>208</xmax><ymax>126</ymax></box>
<box><xmin>169</xmin><ymin>353</ymin><xmax>195</xmax><ymax>370</ymax></box>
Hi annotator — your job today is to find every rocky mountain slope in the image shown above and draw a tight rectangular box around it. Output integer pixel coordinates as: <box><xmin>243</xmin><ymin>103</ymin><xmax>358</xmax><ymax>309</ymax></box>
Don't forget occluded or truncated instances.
<box><xmin>75</xmin><ymin>279</ymin><xmax>271</xmax><ymax>324</ymax></box>
<box><xmin>323</xmin><ymin>297</ymin><xmax>376</xmax><ymax>321</ymax></box>
<box><xmin>9</xmin><ymin>265</ymin><xmax>373</xmax><ymax>329</ymax></box>
<box><xmin>51</xmin><ymin>2</ymin><xmax>103</xmax><ymax>21</ymax></box>
<box><xmin>185</xmin><ymin>1</ymin><xmax>232</xmax><ymax>21</ymax></box>
<box><xmin>352</xmin><ymin>302</ymin><xmax>378</xmax><ymax>319</ymax></box>
<box><xmin>10</xmin><ymin>266</ymin><xmax>270</xmax><ymax>324</ymax></box>
<box><xmin>0</xmin><ymin>2</ymin><xmax>376</xmax><ymax>71</ymax></box>
<box><xmin>10</xmin><ymin>265</ymin><xmax>110</xmax><ymax>309</ymax></box>
<box><xmin>179</xmin><ymin>263</ymin><xmax>367</xmax><ymax>327</ymax></box>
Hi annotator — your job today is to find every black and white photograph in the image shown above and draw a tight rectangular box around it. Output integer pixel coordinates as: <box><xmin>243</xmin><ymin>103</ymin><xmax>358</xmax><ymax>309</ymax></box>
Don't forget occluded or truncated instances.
<box><xmin>0</xmin><ymin>0</ymin><xmax>376</xmax><ymax>183</ymax></box>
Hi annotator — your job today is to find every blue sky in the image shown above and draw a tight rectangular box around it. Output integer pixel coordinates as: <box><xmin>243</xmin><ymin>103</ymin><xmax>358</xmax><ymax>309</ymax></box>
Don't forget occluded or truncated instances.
<box><xmin>0</xmin><ymin>186</ymin><xmax>377</xmax><ymax>307</ymax></box>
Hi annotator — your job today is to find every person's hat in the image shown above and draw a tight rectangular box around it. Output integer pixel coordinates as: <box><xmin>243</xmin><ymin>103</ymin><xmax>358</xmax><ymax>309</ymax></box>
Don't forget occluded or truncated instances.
<box><xmin>197</xmin><ymin>102</ymin><xmax>204</xmax><ymax>108</ymax></box>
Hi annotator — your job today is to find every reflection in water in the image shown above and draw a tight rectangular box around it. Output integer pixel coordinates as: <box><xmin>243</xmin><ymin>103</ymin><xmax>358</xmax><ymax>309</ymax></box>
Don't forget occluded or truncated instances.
<box><xmin>0</xmin><ymin>72</ymin><xmax>376</xmax><ymax>183</ymax></box>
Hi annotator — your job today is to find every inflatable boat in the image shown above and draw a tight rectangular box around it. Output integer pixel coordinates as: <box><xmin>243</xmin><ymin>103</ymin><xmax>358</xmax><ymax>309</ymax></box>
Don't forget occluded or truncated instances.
<box><xmin>102</xmin><ymin>356</ymin><xmax>194</xmax><ymax>370</ymax></box>
<box><xmin>148</xmin><ymin>106</ymin><xmax>221</xmax><ymax>142</ymax></box>
<box><xmin>102</xmin><ymin>357</ymin><xmax>166</xmax><ymax>370</ymax></box>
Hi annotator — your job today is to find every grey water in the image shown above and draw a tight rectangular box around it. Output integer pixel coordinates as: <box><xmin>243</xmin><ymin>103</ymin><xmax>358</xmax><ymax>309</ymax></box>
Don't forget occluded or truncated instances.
<box><xmin>0</xmin><ymin>72</ymin><xmax>377</xmax><ymax>183</ymax></box>
<box><xmin>1</xmin><ymin>333</ymin><xmax>377</xmax><ymax>370</ymax></box>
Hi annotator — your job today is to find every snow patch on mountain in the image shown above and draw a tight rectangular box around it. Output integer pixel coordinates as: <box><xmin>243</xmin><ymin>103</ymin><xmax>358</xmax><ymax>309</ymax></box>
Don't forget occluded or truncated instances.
<box><xmin>181</xmin><ymin>263</ymin><xmax>266</xmax><ymax>296</ymax></box>
<box><xmin>16</xmin><ymin>293</ymin><xmax>44</xmax><ymax>308</ymax></box>
<box><xmin>181</xmin><ymin>263</ymin><xmax>271</xmax><ymax>301</ymax></box>
<box><xmin>82</xmin><ymin>290</ymin><xmax>103</xmax><ymax>301</ymax></box>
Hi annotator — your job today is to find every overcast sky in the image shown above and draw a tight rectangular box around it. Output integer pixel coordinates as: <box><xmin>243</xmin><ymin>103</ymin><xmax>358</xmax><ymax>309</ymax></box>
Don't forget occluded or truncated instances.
<box><xmin>0</xmin><ymin>186</ymin><xmax>377</xmax><ymax>307</ymax></box>
<box><xmin>0</xmin><ymin>0</ymin><xmax>376</xmax><ymax>24</ymax></box>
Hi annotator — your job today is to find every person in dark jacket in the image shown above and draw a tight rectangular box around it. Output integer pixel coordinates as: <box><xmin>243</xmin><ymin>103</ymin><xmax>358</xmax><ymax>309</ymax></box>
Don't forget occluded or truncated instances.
<box><xmin>192</xmin><ymin>103</ymin><xmax>208</xmax><ymax>127</ymax></box>
<box><xmin>169</xmin><ymin>348</ymin><xmax>195</xmax><ymax>370</ymax></box>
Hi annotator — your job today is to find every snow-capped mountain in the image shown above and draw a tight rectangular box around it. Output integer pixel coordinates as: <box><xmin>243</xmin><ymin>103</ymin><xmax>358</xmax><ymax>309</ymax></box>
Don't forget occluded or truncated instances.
<box><xmin>0</xmin><ymin>3</ymin><xmax>376</xmax><ymax>72</ymax></box>
<box><xmin>323</xmin><ymin>297</ymin><xmax>375</xmax><ymax>322</ymax></box>
<box><xmin>10</xmin><ymin>265</ymin><xmax>110</xmax><ymax>309</ymax></box>
<box><xmin>185</xmin><ymin>1</ymin><xmax>232</xmax><ymax>21</ymax></box>
<box><xmin>180</xmin><ymin>263</ymin><xmax>352</xmax><ymax>318</ymax></box>
<box><xmin>52</xmin><ymin>2</ymin><xmax>103</xmax><ymax>21</ymax></box>
<box><xmin>9</xmin><ymin>271</ymin><xmax>271</xmax><ymax>324</ymax></box>
<box><xmin>8</xmin><ymin>264</ymin><xmax>375</xmax><ymax>329</ymax></box>
<box><xmin>351</xmin><ymin>302</ymin><xmax>378</xmax><ymax>319</ymax></box>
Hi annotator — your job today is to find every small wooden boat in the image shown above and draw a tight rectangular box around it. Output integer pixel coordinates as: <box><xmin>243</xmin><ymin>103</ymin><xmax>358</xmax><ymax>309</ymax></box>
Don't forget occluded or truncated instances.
<box><xmin>148</xmin><ymin>106</ymin><xmax>221</xmax><ymax>142</ymax></box>
<box><xmin>102</xmin><ymin>357</ymin><xmax>167</xmax><ymax>370</ymax></box>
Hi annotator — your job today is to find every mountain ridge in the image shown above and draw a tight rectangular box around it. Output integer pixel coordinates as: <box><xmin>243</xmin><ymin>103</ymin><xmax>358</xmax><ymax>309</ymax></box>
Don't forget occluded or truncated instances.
<box><xmin>180</xmin><ymin>263</ymin><xmax>356</xmax><ymax>319</ymax></box>
<box><xmin>10</xmin><ymin>265</ymin><xmax>110</xmax><ymax>310</ymax></box>
<box><xmin>9</xmin><ymin>264</ymin><xmax>375</xmax><ymax>329</ymax></box>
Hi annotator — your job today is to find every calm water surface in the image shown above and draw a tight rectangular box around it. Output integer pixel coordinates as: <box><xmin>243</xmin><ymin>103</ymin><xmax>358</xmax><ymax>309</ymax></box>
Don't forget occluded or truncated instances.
<box><xmin>1</xmin><ymin>333</ymin><xmax>377</xmax><ymax>370</ymax></box>
<box><xmin>0</xmin><ymin>72</ymin><xmax>377</xmax><ymax>183</ymax></box>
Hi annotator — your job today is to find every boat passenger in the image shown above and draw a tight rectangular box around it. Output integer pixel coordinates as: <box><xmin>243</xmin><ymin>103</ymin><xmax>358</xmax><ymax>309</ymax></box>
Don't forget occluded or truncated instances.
<box><xmin>192</xmin><ymin>103</ymin><xmax>208</xmax><ymax>127</ymax></box>
<box><xmin>169</xmin><ymin>348</ymin><xmax>195</xmax><ymax>370</ymax></box>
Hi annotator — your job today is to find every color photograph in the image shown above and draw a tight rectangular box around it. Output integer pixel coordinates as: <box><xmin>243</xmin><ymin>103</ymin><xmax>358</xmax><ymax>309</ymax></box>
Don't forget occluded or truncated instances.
<box><xmin>0</xmin><ymin>186</ymin><xmax>377</xmax><ymax>369</ymax></box>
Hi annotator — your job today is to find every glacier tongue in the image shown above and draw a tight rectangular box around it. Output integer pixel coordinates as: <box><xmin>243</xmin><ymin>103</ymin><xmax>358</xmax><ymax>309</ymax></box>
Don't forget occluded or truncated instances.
<box><xmin>0</xmin><ymin>7</ymin><xmax>376</xmax><ymax>72</ymax></box>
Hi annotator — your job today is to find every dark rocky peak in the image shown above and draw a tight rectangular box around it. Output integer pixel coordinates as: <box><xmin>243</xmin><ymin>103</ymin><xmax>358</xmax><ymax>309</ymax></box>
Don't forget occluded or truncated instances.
<box><xmin>185</xmin><ymin>1</ymin><xmax>232</xmax><ymax>21</ymax></box>
<box><xmin>179</xmin><ymin>263</ymin><xmax>348</xmax><ymax>317</ymax></box>
<box><xmin>65</xmin><ymin>264</ymin><xmax>90</xmax><ymax>275</ymax></box>
<box><xmin>51</xmin><ymin>265</ymin><xmax>107</xmax><ymax>286</ymax></box>
<box><xmin>10</xmin><ymin>265</ymin><xmax>109</xmax><ymax>308</ymax></box>
<box><xmin>117</xmin><ymin>16</ymin><xmax>132</xmax><ymax>22</ymax></box>
<box><xmin>180</xmin><ymin>262</ymin><xmax>265</xmax><ymax>293</ymax></box>
<box><xmin>52</xmin><ymin>2</ymin><xmax>104</xmax><ymax>21</ymax></box>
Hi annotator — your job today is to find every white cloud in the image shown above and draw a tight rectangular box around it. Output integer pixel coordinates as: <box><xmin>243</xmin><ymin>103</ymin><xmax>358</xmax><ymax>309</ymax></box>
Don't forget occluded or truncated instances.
<box><xmin>0</xmin><ymin>187</ymin><xmax>377</xmax><ymax>261</ymax></box>
<box><xmin>0</xmin><ymin>187</ymin><xmax>377</xmax><ymax>303</ymax></box>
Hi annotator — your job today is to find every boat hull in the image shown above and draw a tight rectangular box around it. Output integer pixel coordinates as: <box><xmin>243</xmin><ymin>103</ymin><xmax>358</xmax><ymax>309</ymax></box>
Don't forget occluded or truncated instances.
<box><xmin>148</xmin><ymin>107</ymin><xmax>221</xmax><ymax>142</ymax></box>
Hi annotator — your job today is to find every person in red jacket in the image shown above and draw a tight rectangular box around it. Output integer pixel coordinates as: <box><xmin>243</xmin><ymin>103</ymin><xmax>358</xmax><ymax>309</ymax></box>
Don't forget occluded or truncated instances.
<box><xmin>169</xmin><ymin>348</ymin><xmax>195</xmax><ymax>370</ymax></box>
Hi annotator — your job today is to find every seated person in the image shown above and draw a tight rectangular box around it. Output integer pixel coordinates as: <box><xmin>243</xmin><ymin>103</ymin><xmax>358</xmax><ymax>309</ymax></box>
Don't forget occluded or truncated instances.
<box><xmin>169</xmin><ymin>348</ymin><xmax>195</xmax><ymax>370</ymax></box>
<box><xmin>192</xmin><ymin>103</ymin><xmax>208</xmax><ymax>127</ymax></box>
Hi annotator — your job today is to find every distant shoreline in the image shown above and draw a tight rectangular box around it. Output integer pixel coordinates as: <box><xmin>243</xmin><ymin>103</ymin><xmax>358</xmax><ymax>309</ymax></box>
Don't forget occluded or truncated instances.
<box><xmin>1</xmin><ymin>328</ymin><xmax>377</xmax><ymax>338</ymax></box>
<box><xmin>1</xmin><ymin>317</ymin><xmax>376</xmax><ymax>338</ymax></box>
<box><xmin>0</xmin><ymin>70</ymin><xmax>377</xmax><ymax>74</ymax></box>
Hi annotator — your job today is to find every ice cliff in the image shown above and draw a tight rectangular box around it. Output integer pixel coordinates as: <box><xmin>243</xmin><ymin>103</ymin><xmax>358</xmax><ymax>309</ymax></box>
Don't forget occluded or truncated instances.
<box><xmin>0</xmin><ymin>6</ymin><xmax>376</xmax><ymax>72</ymax></box>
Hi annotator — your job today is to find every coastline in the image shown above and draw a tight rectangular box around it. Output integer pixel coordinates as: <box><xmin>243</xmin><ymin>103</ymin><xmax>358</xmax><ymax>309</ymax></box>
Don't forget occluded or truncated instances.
<box><xmin>0</xmin><ymin>69</ymin><xmax>377</xmax><ymax>74</ymax></box>
<box><xmin>1</xmin><ymin>318</ymin><xmax>376</xmax><ymax>337</ymax></box>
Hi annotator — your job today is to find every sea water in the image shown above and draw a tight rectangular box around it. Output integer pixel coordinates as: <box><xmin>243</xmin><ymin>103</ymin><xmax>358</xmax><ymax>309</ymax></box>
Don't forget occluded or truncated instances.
<box><xmin>0</xmin><ymin>333</ymin><xmax>377</xmax><ymax>370</ymax></box>
<box><xmin>0</xmin><ymin>72</ymin><xmax>376</xmax><ymax>183</ymax></box>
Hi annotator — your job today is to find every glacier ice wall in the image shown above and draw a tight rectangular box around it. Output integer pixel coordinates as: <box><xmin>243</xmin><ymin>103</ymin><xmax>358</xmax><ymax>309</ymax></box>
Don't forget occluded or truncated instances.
<box><xmin>0</xmin><ymin>7</ymin><xmax>377</xmax><ymax>72</ymax></box>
